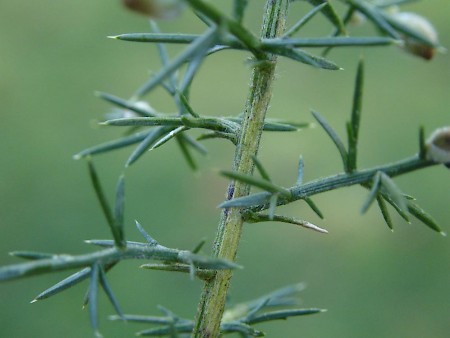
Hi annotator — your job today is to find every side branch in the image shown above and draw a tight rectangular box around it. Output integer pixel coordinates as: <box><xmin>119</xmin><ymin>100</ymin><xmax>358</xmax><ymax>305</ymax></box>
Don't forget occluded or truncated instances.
<box><xmin>0</xmin><ymin>241</ymin><xmax>239</xmax><ymax>283</ymax></box>
<box><xmin>220</xmin><ymin>156</ymin><xmax>435</xmax><ymax>210</ymax></box>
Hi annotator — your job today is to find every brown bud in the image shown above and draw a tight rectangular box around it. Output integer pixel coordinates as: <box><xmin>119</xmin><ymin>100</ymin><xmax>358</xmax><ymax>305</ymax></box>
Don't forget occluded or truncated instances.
<box><xmin>390</xmin><ymin>12</ymin><xmax>439</xmax><ymax>60</ymax></box>
<box><xmin>122</xmin><ymin>0</ymin><xmax>184</xmax><ymax>20</ymax></box>
<box><xmin>426</xmin><ymin>127</ymin><xmax>450</xmax><ymax>165</ymax></box>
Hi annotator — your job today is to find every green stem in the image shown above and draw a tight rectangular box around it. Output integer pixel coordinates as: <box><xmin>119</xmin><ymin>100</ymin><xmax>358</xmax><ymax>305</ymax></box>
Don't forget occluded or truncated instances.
<box><xmin>192</xmin><ymin>1</ymin><xmax>289</xmax><ymax>337</ymax></box>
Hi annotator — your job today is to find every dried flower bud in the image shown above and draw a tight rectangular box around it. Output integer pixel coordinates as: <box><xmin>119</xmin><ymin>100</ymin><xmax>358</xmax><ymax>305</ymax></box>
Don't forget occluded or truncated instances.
<box><xmin>390</xmin><ymin>12</ymin><xmax>439</xmax><ymax>60</ymax></box>
<box><xmin>122</xmin><ymin>0</ymin><xmax>185</xmax><ymax>20</ymax></box>
<box><xmin>425</xmin><ymin>127</ymin><xmax>450</xmax><ymax>166</ymax></box>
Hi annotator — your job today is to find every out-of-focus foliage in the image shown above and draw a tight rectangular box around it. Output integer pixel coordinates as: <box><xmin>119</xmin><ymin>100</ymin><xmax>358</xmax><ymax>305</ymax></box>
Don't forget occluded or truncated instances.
<box><xmin>0</xmin><ymin>1</ymin><xmax>449</xmax><ymax>337</ymax></box>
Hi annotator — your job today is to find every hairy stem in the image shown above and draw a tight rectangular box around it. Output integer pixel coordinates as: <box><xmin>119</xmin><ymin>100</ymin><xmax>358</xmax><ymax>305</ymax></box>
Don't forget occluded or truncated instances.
<box><xmin>193</xmin><ymin>1</ymin><xmax>289</xmax><ymax>337</ymax></box>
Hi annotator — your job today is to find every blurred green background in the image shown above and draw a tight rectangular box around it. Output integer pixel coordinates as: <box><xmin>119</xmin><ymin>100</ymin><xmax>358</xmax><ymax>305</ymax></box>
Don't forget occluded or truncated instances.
<box><xmin>1</xmin><ymin>1</ymin><xmax>449</xmax><ymax>337</ymax></box>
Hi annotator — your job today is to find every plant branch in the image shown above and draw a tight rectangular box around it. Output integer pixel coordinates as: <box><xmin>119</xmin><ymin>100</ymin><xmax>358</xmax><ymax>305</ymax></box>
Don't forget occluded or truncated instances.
<box><xmin>0</xmin><ymin>241</ymin><xmax>239</xmax><ymax>283</ymax></box>
<box><xmin>220</xmin><ymin>155</ymin><xmax>435</xmax><ymax>209</ymax></box>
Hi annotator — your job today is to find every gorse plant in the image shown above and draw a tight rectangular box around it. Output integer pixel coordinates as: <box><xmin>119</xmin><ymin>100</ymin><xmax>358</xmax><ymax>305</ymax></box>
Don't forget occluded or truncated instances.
<box><xmin>1</xmin><ymin>0</ymin><xmax>448</xmax><ymax>337</ymax></box>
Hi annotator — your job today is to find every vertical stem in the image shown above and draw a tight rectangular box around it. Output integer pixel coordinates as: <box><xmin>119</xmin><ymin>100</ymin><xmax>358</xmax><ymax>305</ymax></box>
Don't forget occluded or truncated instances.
<box><xmin>193</xmin><ymin>1</ymin><xmax>289</xmax><ymax>337</ymax></box>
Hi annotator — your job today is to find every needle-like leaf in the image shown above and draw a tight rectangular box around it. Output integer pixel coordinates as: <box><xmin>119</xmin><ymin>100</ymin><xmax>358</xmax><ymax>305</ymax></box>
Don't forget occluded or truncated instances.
<box><xmin>311</xmin><ymin>110</ymin><xmax>348</xmax><ymax>171</ymax></box>
<box><xmin>175</xmin><ymin>135</ymin><xmax>198</xmax><ymax>171</ymax></box>
<box><xmin>374</xmin><ymin>0</ymin><xmax>420</xmax><ymax>7</ymax></box>
<box><xmin>346</xmin><ymin>0</ymin><xmax>401</xmax><ymax>40</ymax></box>
<box><xmin>379</xmin><ymin>172</ymin><xmax>408</xmax><ymax>213</ymax></box>
<box><xmin>134</xmin><ymin>26</ymin><xmax>219</xmax><ymax>98</ymax></box>
<box><xmin>96</xmin><ymin>92</ymin><xmax>157</xmax><ymax>117</ymax></box>
<box><xmin>181</xmin><ymin>252</ymin><xmax>242</xmax><ymax>270</ymax></box>
<box><xmin>88</xmin><ymin>159</ymin><xmax>124</xmax><ymax>248</ymax></box>
<box><xmin>261</xmin><ymin>122</ymin><xmax>298</xmax><ymax>132</ymax></box>
<box><xmin>140</xmin><ymin>263</ymin><xmax>214</xmax><ymax>280</ymax></box>
<box><xmin>149</xmin><ymin>20</ymin><xmax>178</xmax><ymax>91</ymax></box>
<box><xmin>158</xmin><ymin>305</ymin><xmax>178</xmax><ymax>319</ymax></box>
<box><xmin>304</xmin><ymin>197</ymin><xmax>324</xmax><ymax>219</ymax></box>
<box><xmin>408</xmin><ymin>202</ymin><xmax>446</xmax><ymax>235</ymax></box>
<box><xmin>219</xmin><ymin>191</ymin><xmax>272</xmax><ymax>209</ymax></box>
<box><xmin>220</xmin><ymin>322</ymin><xmax>264</xmax><ymax>336</ymax></box>
<box><xmin>180</xmin><ymin>134</ymin><xmax>208</xmax><ymax>155</ymax></box>
<box><xmin>283</xmin><ymin>3</ymin><xmax>327</xmax><ymax>38</ymax></box>
<box><xmin>114</xmin><ymin>175</ymin><xmax>125</xmax><ymax>247</ymax></box>
<box><xmin>109</xmin><ymin>314</ymin><xmax>190</xmax><ymax>324</ymax></box>
<box><xmin>151</xmin><ymin>126</ymin><xmax>188</xmax><ymax>150</ymax></box>
<box><xmin>307</xmin><ymin>0</ymin><xmax>346</xmax><ymax>34</ymax></box>
<box><xmin>136</xmin><ymin>323</ymin><xmax>193</xmax><ymax>336</ymax></box>
<box><xmin>9</xmin><ymin>251</ymin><xmax>55</xmax><ymax>260</ymax></box>
<box><xmin>376</xmin><ymin>195</ymin><xmax>394</xmax><ymax>230</ymax></box>
<box><xmin>74</xmin><ymin>131</ymin><xmax>151</xmax><ymax>160</ymax></box>
<box><xmin>244</xmin><ymin>212</ymin><xmax>328</xmax><ymax>234</ymax></box>
<box><xmin>225</xmin><ymin>116</ymin><xmax>309</xmax><ymax>132</ymax></box>
<box><xmin>31</xmin><ymin>268</ymin><xmax>91</xmax><ymax>303</ymax></box>
<box><xmin>180</xmin><ymin>116</ymin><xmax>239</xmax><ymax>133</ymax></box>
<box><xmin>252</xmin><ymin>156</ymin><xmax>271</xmax><ymax>181</ymax></box>
<box><xmin>110</xmin><ymin>33</ymin><xmax>198</xmax><ymax>44</ymax></box>
<box><xmin>104</xmin><ymin>116</ymin><xmax>237</xmax><ymax>134</ymax></box>
<box><xmin>102</xmin><ymin>116</ymin><xmax>183</xmax><ymax>127</ymax></box>
<box><xmin>275</xmin><ymin>47</ymin><xmax>341</xmax><ymax>70</ymax></box>
<box><xmin>135</xmin><ymin>220</ymin><xmax>158</xmax><ymax>245</ymax></box>
<box><xmin>347</xmin><ymin>59</ymin><xmax>364</xmax><ymax>172</ymax></box>
<box><xmin>264</xmin><ymin>119</ymin><xmax>311</xmax><ymax>130</ymax></box>
<box><xmin>220</xmin><ymin>171</ymin><xmax>291</xmax><ymax>198</ymax></box>
<box><xmin>296</xmin><ymin>156</ymin><xmax>304</xmax><ymax>186</ymax></box>
<box><xmin>268</xmin><ymin>193</ymin><xmax>279</xmax><ymax>220</ymax></box>
<box><xmin>112</xmin><ymin>33</ymin><xmax>395</xmax><ymax>49</ymax></box>
<box><xmin>191</xmin><ymin>238</ymin><xmax>207</xmax><ymax>254</ymax></box>
<box><xmin>98</xmin><ymin>266</ymin><xmax>124</xmax><ymax>320</ymax></box>
<box><xmin>322</xmin><ymin>6</ymin><xmax>356</xmax><ymax>57</ymax></box>
<box><xmin>232</xmin><ymin>0</ymin><xmax>249</xmax><ymax>24</ymax></box>
<box><xmin>177</xmin><ymin>91</ymin><xmax>199</xmax><ymax>117</ymax></box>
<box><xmin>179</xmin><ymin>51</ymin><xmax>209</xmax><ymax>94</ymax></box>
<box><xmin>361</xmin><ymin>172</ymin><xmax>382</xmax><ymax>214</ymax></box>
<box><xmin>418</xmin><ymin>126</ymin><xmax>426</xmax><ymax>159</ymax></box>
<box><xmin>225</xmin><ymin>283</ymin><xmax>306</xmax><ymax>317</ymax></box>
<box><xmin>88</xmin><ymin>263</ymin><xmax>101</xmax><ymax>337</ymax></box>
<box><xmin>246</xmin><ymin>308</ymin><xmax>325</xmax><ymax>324</ymax></box>
<box><xmin>242</xmin><ymin>298</ymin><xmax>271</xmax><ymax>322</ymax></box>
<box><xmin>263</xmin><ymin>36</ymin><xmax>397</xmax><ymax>48</ymax></box>
<box><xmin>126</xmin><ymin>127</ymin><xmax>173</xmax><ymax>167</ymax></box>
<box><xmin>379</xmin><ymin>191</ymin><xmax>411</xmax><ymax>223</ymax></box>
<box><xmin>84</xmin><ymin>240</ymin><xmax>129</xmax><ymax>248</ymax></box>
